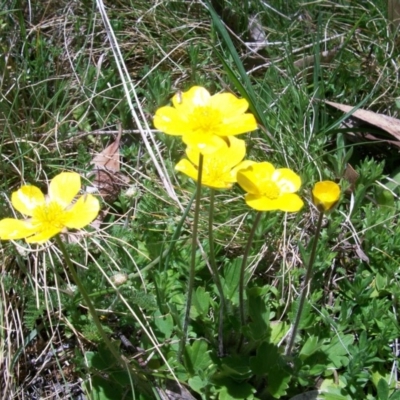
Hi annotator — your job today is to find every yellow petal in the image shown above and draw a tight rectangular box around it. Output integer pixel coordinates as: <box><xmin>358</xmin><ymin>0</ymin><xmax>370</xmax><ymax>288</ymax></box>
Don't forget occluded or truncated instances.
<box><xmin>178</xmin><ymin>139</ymin><xmax>246</xmax><ymax>189</ymax></box>
<box><xmin>312</xmin><ymin>181</ymin><xmax>340</xmax><ymax>212</ymax></box>
<box><xmin>186</xmin><ymin>136</ymin><xmax>246</xmax><ymax>169</ymax></box>
<box><xmin>218</xmin><ymin>114</ymin><xmax>257</xmax><ymax>136</ymax></box>
<box><xmin>185</xmin><ymin>146</ymin><xmax>201</xmax><ymax>167</ymax></box>
<box><xmin>204</xmin><ymin>179</ymin><xmax>234</xmax><ymax>189</ymax></box>
<box><xmin>276</xmin><ymin>194</ymin><xmax>304</xmax><ymax>212</ymax></box>
<box><xmin>183</xmin><ymin>134</ymin><xmax>227</xmax><ymax>155</ymax></box>
<box><xmin>210</xmin><ymin>93</ymin><xmax>257</xmax><ymax>135</ymax></box>
<box><xmin>26</xmin><ymin>227</ymin><xmax>63</xmax><ymax>244</ymax></box>
<box><xmin>64</xmin><ymin>194</ymin><xmax>100</xmax><ymax>229</ymax></box>
<box><xmin>245</xmin><ymin>193</ymin><xmax>304</xmax><ymax>212</ymax></box>
<box><xmin>245</xmin><ymin>194</ymin><xmax>277</xmax><ymax>211</ymax></box>
<box><xmin>237</xmin><ymin>162</ymin><xmax>275</xmax><ymax>194</ymax></box>
<box><xmin>49</xmin><ymin>172</ymin><xmax>81</xmax><ymax>208</ymax></box>
<box><xmin>237</xmin><ymin>169</ymin><xmax>260</xmax><ymax>194</ymax></box>
<box><xmin>173</xmin><ymin>86</ymin><xmax>210</xmax><ymax>108</ymax></box>
<box><xmin>273</xmin><ymin>169</ymin><xmax>302</xmax><ymax>194</ymax></box>
<box><xmin>232</xmin><ymin>160</ymin><xmax>256</xmax><ymax>174</ymax></box>
<box><xmin>218</xmin><ymin>136</ymin><xmax>246</xmax><ymax>168</ymax></box>
<box><xmin>175</xmin><ymin>159</ymin><xmax>199</xmax><ymax>181</ymax></box>
<box><xmin>11</xmin><ymin>185</ymin><xmax>45</xmax><ymax>216</ymax></box>
<box><xmin>210</xmin><ymin>93</ymin><xmax>249</xmax><ymax>116</ymax></box>
<box><xmin>0</xmin><ymin>218</ymin><xmax>37</xmax><ymax>240</ymax></box>
<box><xmin>154</xmin><ymin>106</ymin><xmax>191</xmax><ymax>136</ymax></box>
<box><xmin>250</xmin><ymin>162</ymin><xmax>276</xmax><ymax>179</ymax></box>
<box><xmin>231</xmin><ymin>160</ymin><xmax>256</xmax><ymax>182</ymax></box>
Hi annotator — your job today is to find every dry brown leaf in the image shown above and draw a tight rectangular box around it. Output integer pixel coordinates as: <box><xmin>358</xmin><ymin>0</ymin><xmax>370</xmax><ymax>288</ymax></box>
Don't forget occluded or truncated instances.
<box><xmin>333</xmin><ymin>115</ymin><xmax>400</xmax><ymax>149</ymax></box>
<box><xmin>343</xmin><ymin>163</ymin><xmax>359</xmax><ymax>193</ymax></box>
<box><xmin>91</xmin><ymin>127</ymin><xmax>122</xmax><ymax>172</ymax></box>
<box><xmin>88</xmin><ymin>126</ymin><xmax>129</xmax><ymax>203</ymax></box>
<box><xmin>325</xmin><ymin>100</ymin><xmax>400</xmax><ymax>143</ymax></box>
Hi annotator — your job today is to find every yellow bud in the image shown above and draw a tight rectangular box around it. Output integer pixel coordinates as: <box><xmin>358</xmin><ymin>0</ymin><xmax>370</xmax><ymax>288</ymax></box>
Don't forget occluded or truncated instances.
<box><xmin>312</xmin><ymin>181</ymin><xmax>340</xmax><ymax>212</ymax></box>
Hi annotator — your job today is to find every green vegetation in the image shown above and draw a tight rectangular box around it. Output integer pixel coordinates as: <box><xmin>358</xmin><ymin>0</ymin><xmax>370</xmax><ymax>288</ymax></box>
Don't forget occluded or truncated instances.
<box><xmin>1</xmin><ymin>0</ymin><xmax>400</xmax><ymax>399</ymax></box>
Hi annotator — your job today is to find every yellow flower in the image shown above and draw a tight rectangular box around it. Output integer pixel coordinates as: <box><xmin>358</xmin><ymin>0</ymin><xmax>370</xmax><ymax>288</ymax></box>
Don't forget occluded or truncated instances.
<box><xmin>153</xmin><ymin>86</ymin><xmax>257</xmax><ymax>154</ymax></box>
<box><xmin>237</xmin><ymin>162</ymin><xmax>304</xmax><ymax>212</ymax></box>
<box><xmin>0</xmin><ymin>172</ymin><xmax>100</xmax><ymax>243</ymax></box>
<box><xmin>175</xmin><ymin>136</ymin><xmax>254</xmax><ymax>189</ymax></box>
<box><xmin>312</xmin><ymin>181</ymin><xmax>340</xmax><ymax>212</ymax></box>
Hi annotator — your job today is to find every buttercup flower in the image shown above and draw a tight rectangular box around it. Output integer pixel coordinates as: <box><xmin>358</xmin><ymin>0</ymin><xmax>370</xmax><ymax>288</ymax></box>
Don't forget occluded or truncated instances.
<box><xmin>175</xmin><ymin>136</ymin><xmax>254</xmax><ymax>189</ymax></box>
<box><xmin>154</xmin><ymin>86</ymin><xmax>257</xmax><ymax>154</ymax></box>
<box><xmin>0</xmin><ymin>172</ymin><xmax>100</xmax><ymax>243</ymax></box>
<box><xmin>237</xmin><ymin>162</ymin><xmax>304</xmax><ymax>212</ymax></box>
<box><xmin>312</xmin><ymin>181</ymin><xmax>340</xmax><ymax>212</ymax></box>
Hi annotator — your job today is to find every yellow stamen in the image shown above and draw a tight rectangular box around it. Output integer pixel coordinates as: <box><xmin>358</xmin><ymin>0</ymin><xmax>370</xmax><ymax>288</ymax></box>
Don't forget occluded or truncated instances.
<box><xmin>32</xmin><ymin>202</ymin><xmax>67</xmax><ymax>230</ymax></box>
<box><xmin>260</xmin><ymin>182</ymin><xmax>280</xmax><ymax>199</ymax></box>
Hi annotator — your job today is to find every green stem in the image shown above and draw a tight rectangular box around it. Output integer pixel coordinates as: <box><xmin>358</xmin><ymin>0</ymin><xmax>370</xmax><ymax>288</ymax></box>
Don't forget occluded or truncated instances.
<box><xmin>285</xmin><ymin>211</ymin><xmax>324</xmax><ymax>356</ymax></box>
<box><xmin>54</xmin><ymin>235</ymin><xmax>127</xmax><ymax>368</ymax></box>
<box><xmin>208</xmin><ymin>189</ymin><xmax>227</xmax><ymax>357</ymax></box>
<box><xmin>163</xmin><ymin>189</ymin><xmax>197</xmax><ymax>272</ymax></box>
<box><xmin>178</xmin><ymin>154</ymin><xmax>204</xmax><ymax>360</ymax></box>
<box><xmin>237</xmin><ymin>211</ymin><xmax>262</xmax><ymax>352</ymax></box>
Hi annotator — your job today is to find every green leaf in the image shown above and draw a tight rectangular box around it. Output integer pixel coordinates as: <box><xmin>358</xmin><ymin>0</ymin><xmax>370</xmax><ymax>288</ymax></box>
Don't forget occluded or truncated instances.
<box><xmin>86</xmin><ymin>375</ymin><xmax>125</xmax><ymax>400</ymax></box>
<box><xmin>291</xmin><ymin>296</ymin><xmax>313</xmax><ymax>330</ymax></box>
<box><xmin>374</xmin><ymin>187</ymin><xmax>395</xmax><ymax>208</ymax></box>
<box><xmin>268</xmin><ymin>367</ymin><xmax>291</xmax><ymax>398</ymax></box>
<box><xmin>385</xmin><ymin>167</ymin><xmax>400</xmax><ymax>191</ymax></box>
<box><xmin>215</xmin><ymin>377</ymin><xmax>255</xmax><ymax>400</ymax></box>
<box><xmin>319</xmin><ymin>379</ymin><xmax>351</xmax><ymax>399</ymax></box>
<box><xmin>375</xmin><ymin>273</ymin><xmax>388</xmax><ymax>292</ymax></box>
<box><xmin>249</xmin><ymin>342</ymin><xmax>291</xmax><ymax>398</ymax></box>
<box><xmin>185</xmin><ymin>340</ymin><xmax>212</xmax><ymax>375</ymax></box>
<box><xmin>321</xmin><ymin>393</ymin><xmax>352</xmax><ymax>400</ymax></box>
<box><xmin>299</xmin><ymin>336</ymin><xmax>323</xmax><ymax>360</ymax></box>
<box><xmin>84</xmin><ymin>346</ymin><xmax>132</xmax><ymax>400</ymax></box>
<box><xmin>377</xmin><ymin>378</ymin><xmax>390</xmax><ymax>400</ymax></box>
<box><xmin>192</xmin><ymin>286</ymin><xmax>211</xmax><ymax>318</ymax></box>
<box><xmin>188</xmin><ymin>376</ymin><xmax>207</xmax><ymax>395</ymax></box>
<box><xmin>154</xmin><ymin>311</ymin><xmax>174</xmax><ymax>339</ymax></box>
<box><xmin>389</xmin><ymin>391</ymin><xmax>400</xmax><ymax>400</ymax></box>
<box><xmin>222</xmin><ymin>259</ymin><xmax>241</xmax><ymax>303</ymax></box>
<box><xmin>85</xmin><ymin>344</ymin><xmax>118</xmax><ymax>371</ymax></box>
<box><xmin>220</xmin><ymin>356</ymin><xmax>252</xmax><ymax>379</ymax></box>
<box><xmin>247</xmin><ymin>287</ymin><xmax>270</xmax><ymax>341</ymax></box>
<box><xmin>270</xmin><ymin>321</ymin><xmax>290</xmax><ymax>345</ymax></box>
<box><xmin>322</xmin><ymin>334</ymin><xmax>354</xmax><ymax>368</ymax></box>
<box><xmin>250</xmin><ymin>342</ymin><xmax>277</xmax><ymax>375</ymax></box>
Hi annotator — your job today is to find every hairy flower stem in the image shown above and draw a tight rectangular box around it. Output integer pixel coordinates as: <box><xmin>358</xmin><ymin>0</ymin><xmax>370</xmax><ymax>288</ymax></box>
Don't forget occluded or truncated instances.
<box><xmin>179</xmin><ymin>154</ymin><xmax>204</xmax><ymax>361</ymax></box>
<box><xmin>286</xmin><ymin>211</ymin><xmax>324</xmax><ymax>356</ymax></box>
<box><xmin>208</xmin><ymin>189</ymin><xmax>227</xmax><ymax>357</ymax></box>
<box><xmin>55</xmin><ymin>235</ymin><xmax>129</xmax><ymax>370</ymax></box>
<box><xmin>237</xmin><ymin>211</ymin><xmax>262</xmax><ymax>352</ymax></box>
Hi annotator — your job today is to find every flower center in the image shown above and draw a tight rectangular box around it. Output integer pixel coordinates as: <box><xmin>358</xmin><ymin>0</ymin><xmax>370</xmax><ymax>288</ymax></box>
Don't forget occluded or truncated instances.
<box><xmin>204</xmin><ymin>166</ymin><xmax>223</xmax><ymax>185</ymax></box>
<box><xmin>260</xmin><ymin>182</ymin><xmax>280</xmax><ymax>199</ymax></box>
<box><xmin>191</xmin><ymin>106</ymin><xmax>221</xmax><ymax>134</ymax></box>
<box><xmin>32</xmin><ymin>201</ymin><xmax>67</xmax><ymax>230</ymax></box>
<box><xmin>201</xmin><ymin>157</ymin><xmax>231</xmax><ymax>185</ymax></box>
